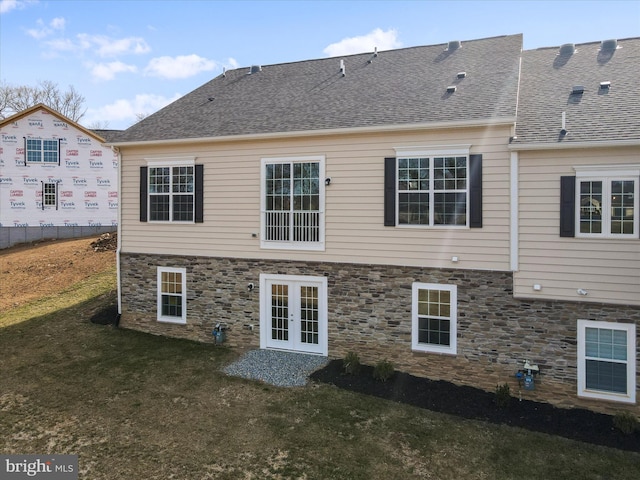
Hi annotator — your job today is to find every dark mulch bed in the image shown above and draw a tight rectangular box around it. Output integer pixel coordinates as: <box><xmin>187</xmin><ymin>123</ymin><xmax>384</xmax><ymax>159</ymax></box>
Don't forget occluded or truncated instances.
<box><xmin>310</xmin><ymin>360</ymin><xmax>640</xmax><ymax>452</ymax></box>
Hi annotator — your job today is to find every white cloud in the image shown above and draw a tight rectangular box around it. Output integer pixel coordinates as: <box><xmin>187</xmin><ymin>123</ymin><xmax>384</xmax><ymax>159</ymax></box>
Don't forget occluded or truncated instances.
<box><xmin>26</xmin><ymin>16</ymin><xmax>65</xmax><ymax>39</ymax></box>
<box><xmin>1</xmin><ymin>0</ymin><xmax>36</xmax><ymax>15</ymax></box>
<box><xmin>88</xmin><ymin>61</ymin><xmax>137</xmax><ymax>81</ymax></box>
<box><xmin>144</xmin><ymin>54</ymin><xmax>216</xmax><ymax>79</ymax></box>
<box><xmin>323</xmin><ymin>28</ymin><xmax>402</xmax><ymax>57</ymax></box>
<box><xmin>85</xmin><ymin>92</ymin><xmax>182</xmax><ymax>127</ymax></box>
<box><xmin>224</xmin><ymin>57</ymin><xmax>239</xmax><ymax>70</ymax></box>
<box><xmin>76</xmin><ymin>34</ymin><xmax>151</xmax><ymax>57</ymax></box>
<box><xmin>43</xmin><ymin>37</ymin><xmax>75</xmax><ymax>53</ymax></box>
<box><xmin>50</xmin><ymin>17</ymin><xmax>65</xmax><ymax>30</ymax></box>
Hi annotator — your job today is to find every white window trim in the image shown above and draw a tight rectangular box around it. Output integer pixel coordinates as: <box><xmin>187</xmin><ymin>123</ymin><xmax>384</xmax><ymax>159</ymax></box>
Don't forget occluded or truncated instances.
<box><xmin>157</xmin><ymin>266</ymin><xmax>187</xmax><ymax>324</ymax></box>
<box><xmin>395</xmin><ymin>152</ymin><xmax>470</xmax><ymax>229</ymax></box>
<box><xmin>260</xmin><ymin>155</ymin><xmax>326</xmax><ymax>251</ymax></box>
<box><xmin>577</xmin><ymin>319</ymin><xmax>636</xmax><ymax>404</ymax></box>
<box><xmin>411</xmin><ymin>282</ymin><xmax>457</xmax><ymax>355</ymax></box>
<box><xmin>575</xmin><ymin>174</ymin><xmax>639</xmax><ymax>238</ymax></box>
<box><xmin>146</xmin><ymin>158</ymin><xmax>196</xmax><ymax>224</ymax></box>
<box><xmin>394</xmin><ymin>145</ymin><xmax>471</xmax><ymax>157</ymax></box>
<box><xmin>26</xmin><ymin>137</ymin><xmax>58</xmax><ymax>164</ymax></box>
<box><xmin>146</xmin><ymin>157</ymin><xmax>196</xmax><ymax>167</ymax></box>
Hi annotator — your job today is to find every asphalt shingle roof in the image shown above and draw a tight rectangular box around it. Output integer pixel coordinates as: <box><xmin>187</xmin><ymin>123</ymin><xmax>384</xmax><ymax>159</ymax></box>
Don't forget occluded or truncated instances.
<box><xmin>114</xmin><ymin>34</ymin><xmax>523</xmax><ymax>143</ymax></box>
<box><xmin>513</xmin><ymin>37</ymin><xmax>640</xmax><ymax>145</ymax></box>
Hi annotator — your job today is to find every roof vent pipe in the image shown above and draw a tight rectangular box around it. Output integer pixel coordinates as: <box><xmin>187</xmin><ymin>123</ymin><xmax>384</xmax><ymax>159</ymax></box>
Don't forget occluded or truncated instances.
<box><xmin>561</xmin><ymin>111</ymin><xmax>567</xmax><ymax>136</ymax></box>
<box><xmin>367</xmin><ymin>47</ymin><xmax>378</xmax><ymax>64</ymax></box>
<box><xmin>340</xmin><ymin>59</ymin><xmax>346</xmax><ymax>76</ymax></box>
<box><xmin>558</xmin><ymin>43</ymin><xmax>576</xmax><ymax>56</ymax></box>
<box><xmin>600</xmin><ymin>39</ymin><xmax>618</xmax><ymax>52</ymax></box>
<box><xmin>447</xmin><ymin>40</ymin><xmax>461</xmax><ymax>51</ymax></box>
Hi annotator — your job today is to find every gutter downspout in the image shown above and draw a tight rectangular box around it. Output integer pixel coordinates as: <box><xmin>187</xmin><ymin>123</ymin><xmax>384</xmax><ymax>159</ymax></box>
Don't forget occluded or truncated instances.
<box><xmin>112</xmin><ymin>145</ymin><xmax>122</xmax><ymax>325</ymax></box>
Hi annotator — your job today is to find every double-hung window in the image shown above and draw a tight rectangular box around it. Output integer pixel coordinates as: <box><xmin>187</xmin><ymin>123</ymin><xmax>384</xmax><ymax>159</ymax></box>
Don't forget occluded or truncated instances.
<box><xmin>261</xmin><ymin>156</ymin><xmax>325</xmax><ymax>250</ymax></box>
<box><xmin>577</xmin><ymin>320</ymin><xmax>636</xmax><ymax>403</ymax></box>
<box><xmin>149</xmin><ymin>165</ymin><xmax>194</xmax><ymax>221</ymax></box>
<box><xmin>26</xmin><ymin>138</ymin><xmax>59</xmax><ymax>164</ymax></box>
<box><xmin>141</xmin><ymin>158</ymin><xmax>203</xmax><ymax>223</ymax></box>
<box><xmin>385</xmin><ymin>147</ymin><xmax>482</xmax><ymax>228</ymax></box>
<box><xmin>398</xmin><ymin>156</ymin><xmax>468</xmax><ymax>226</ymax></box>
<box><xmin>42</xmin><ymin>182</ymin><xmax>58</xmax><ymax>208</ymax></box>
<box><xmin>157</xmin><ymin>267</ymin><xmax>187</xmax><ymax>324</ymax></box>
<box><xmin>412</xmin><ymin>283</ymin><xmax>457</xmax><ymax>354</ymax></box>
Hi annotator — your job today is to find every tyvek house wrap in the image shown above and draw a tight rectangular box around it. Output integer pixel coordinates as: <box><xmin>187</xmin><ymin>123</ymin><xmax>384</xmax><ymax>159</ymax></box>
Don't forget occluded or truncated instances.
<box><xmin>0</xmin><ymin>108</ymin><xmax>118</xmax><ymax>229</ymax></box>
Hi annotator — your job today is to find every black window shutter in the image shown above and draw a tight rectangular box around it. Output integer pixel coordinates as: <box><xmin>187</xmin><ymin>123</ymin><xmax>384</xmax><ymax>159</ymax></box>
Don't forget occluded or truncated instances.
<box><xmin>41</xmin><ymin>181</ymin><xmax>44</xmax><ymax>211</ymax></box>
<box><xmin>384</xmin><ymin>157</ymin><xmax>396</xmax><ymax>226</ymax></box>
<box><xmin>140</xmin><ymin>166</ymin><xmax>148</xmax><ymax>222</ymax></box>
<box><xmin>55</xmin><ymin>182</ymin><xmax>59</xmax><ymax>210</ymax></box>
<box><xmin>57</xmin><ymin>138</ymin><xmax>61</xmax><ymax>166</ymax></box>
<box><xmin>560</xmin><ymin>176</ymin><xmax>576</xmax><ymax>237</ymax></box>
<box><xmin>195</xmin><ymin>164</ymin><xmax>204</xmax><ymax>223</ymax></box>
<box><xmin>469</xmin><ymin>154</ymin><xmax>483</xmax><ymax>228</ymax></box>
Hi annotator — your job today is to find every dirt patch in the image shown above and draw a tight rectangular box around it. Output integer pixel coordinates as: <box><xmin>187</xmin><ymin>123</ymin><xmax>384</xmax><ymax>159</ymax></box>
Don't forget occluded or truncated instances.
<box><xmin>310</xmin><ymin>360</ymin><xmax>640</xmax><ymax>452</ymax></box>
<box><xmin>0</xmin><ymin>235</ymin><xmax>116</xmax><ymax>310</ymax></box>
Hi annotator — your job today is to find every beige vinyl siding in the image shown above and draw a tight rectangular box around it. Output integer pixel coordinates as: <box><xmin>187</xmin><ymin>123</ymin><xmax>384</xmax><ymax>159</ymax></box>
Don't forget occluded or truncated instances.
<box><xmin>119</xmin><ymin>125</ymin><xmax>513</xmax><ymax>270</ymax></box>
<box><xmin>515</xmin><ymin>146</ymin><xmax>640</xmax><ymax>305</ymax></box>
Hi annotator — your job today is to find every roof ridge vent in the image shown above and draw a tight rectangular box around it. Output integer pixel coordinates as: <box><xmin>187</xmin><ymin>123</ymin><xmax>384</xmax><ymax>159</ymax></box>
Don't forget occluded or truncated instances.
<box><xmin>600</xmin><ymin>39</ymin><xmax>618</xmax><ymax>52</ymax></box>
<box><xmin>247</xmin><ymin>65</ymin><xmax>262</xmax><ymax>75</ymax></box>
<box><xmin>447</xmin><ymin>40</ymin><xmax>461</xmax><ymax>51</ymax></box>
<box><xmin>558</xmin><ymin>43</ymin><xmax>576</xmax><ymax>56</ymax></box>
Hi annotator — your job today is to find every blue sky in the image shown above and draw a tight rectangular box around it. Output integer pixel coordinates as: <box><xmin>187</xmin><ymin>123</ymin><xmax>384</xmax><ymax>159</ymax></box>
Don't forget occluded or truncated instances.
<box><xmin>1</xmin><ymin>0</ymin><xmax>638</xmax><ymax>130</ymax></box>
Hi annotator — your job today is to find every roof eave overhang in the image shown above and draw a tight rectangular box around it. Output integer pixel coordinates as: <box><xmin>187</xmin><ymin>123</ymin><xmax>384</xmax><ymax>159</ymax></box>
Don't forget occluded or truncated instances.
<box><xmin>107</xmin><ymin>117</ymin><xmax>517</xmax><ymax>148</ymax></box>
<box><xmin>509</xmin><ymin>139</ymin><xmax>640</xmax><ymax>151</ymax></box>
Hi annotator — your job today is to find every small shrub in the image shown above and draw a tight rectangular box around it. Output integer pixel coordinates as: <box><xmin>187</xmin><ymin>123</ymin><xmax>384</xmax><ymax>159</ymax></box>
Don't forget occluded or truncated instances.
<box><xmin>494</xmin><ymin>383</ymin><xmax>511</xmax><ymax>409</ymax></box>
<box><xmin>373</xmin><ymin>359</ymin><xmax>395</xmax><ymax>382</ymax></box>
<box><xmin>342</xmin><ymin>352</ymin><xmax>361</xmax><ymax>375</ymax></box>
<box><xmin>613</xmin><ymin>412</ymin><xmax>639</xmax><ymax>435</ymax></box>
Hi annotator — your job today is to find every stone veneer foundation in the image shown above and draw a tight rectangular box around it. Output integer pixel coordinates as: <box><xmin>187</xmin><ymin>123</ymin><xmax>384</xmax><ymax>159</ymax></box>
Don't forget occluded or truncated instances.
<box><xmin>119</xmin><ymin>252</ymin><xmax>639</xmax><ymax>415</ymax></box>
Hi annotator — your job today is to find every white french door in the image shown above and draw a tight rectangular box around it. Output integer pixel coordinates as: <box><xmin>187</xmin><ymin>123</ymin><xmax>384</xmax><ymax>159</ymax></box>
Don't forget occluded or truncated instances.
<box><xmin>260</xmin><ymin>274</ymin><xmax>328</xmax><ymax>355</ymax></box>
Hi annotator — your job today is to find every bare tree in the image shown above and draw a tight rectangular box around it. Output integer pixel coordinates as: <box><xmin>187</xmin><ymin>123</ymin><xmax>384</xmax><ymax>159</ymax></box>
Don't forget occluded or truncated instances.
<box><xmin>0</xmin><ymin>80</ymin><xmax>86</xmax><ymax>122</ymax></box>
<box><xmin>134</xmin><ymin>112</ymin><xmax>149</xmax><ymax>123</ymax></box>
<box><xmin>87</xmin><ymin>120</ymin><xmax>111</xmax><ymax>130</ymax></box>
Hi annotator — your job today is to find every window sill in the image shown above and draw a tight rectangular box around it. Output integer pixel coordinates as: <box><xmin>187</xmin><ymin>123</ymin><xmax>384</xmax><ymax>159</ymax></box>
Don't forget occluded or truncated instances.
<box><xmin>411</xmin><ymin>346</ymin><xmax>457</xmax><ymax>356</ymax></box>
<box><xmin>260</xmin><ymin>242</ymin><xmax>325</xmax><ymax>252</ymax></box>
<box><xmin>157</xmin><ymin>317</ymin><xmax>187</xmax><ymax>325</ymax></box>
<box><xmin>579</xmin><ymin>390</ymin><xmax>636</xmax><ymax>404</ymax></box>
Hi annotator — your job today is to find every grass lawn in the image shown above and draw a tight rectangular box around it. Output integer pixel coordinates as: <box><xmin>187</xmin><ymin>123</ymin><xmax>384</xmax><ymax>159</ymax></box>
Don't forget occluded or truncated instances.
<box><xmin>1</xmin><ymin>268</ymin><xmax>639</xmax><ymax>479</ymax></box>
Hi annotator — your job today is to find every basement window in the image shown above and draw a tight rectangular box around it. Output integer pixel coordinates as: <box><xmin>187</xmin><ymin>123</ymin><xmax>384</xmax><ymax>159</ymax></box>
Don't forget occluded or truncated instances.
<box><xmin>157</xmin><ymin>267</ymin><xmax>187</xmax><ymax>324</ymax></box>
<box><xmin>577</xmin><ymin>320</ymin><xmax>636</xmax><ymax>404</ymax></box>
<box><xmin>412</xmin><ymin>283</ymin><xmax>457</xmax><ymax>355</ymax></box>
